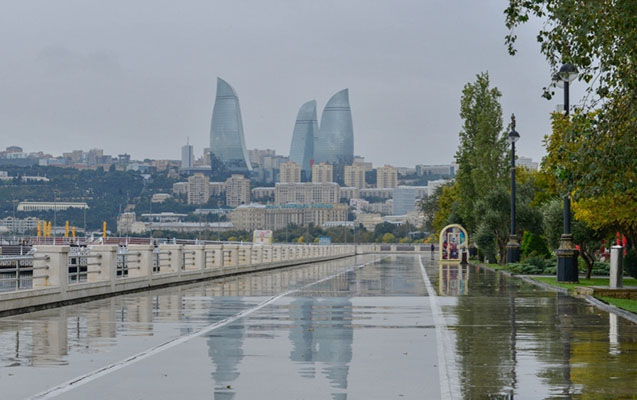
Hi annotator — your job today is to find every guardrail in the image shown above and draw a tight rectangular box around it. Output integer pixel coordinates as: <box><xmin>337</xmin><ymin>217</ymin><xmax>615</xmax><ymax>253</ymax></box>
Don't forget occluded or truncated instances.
<box><xmin>0</xmin><ymin>243</ymin><xmax>363</xmax><ymax>315</ymax></box>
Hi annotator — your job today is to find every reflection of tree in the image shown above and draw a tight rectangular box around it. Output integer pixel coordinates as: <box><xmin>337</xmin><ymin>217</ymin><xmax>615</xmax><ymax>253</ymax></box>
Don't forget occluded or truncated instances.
<box><xmin>289</xmin><ymin>297</ymin><xmax>353</xmax><ymax>396</ymax></box>
<box><xmin>454</xmin><ymin>271</ymin><xmax>516</xmax><ymax>397</ymax></box>
<box><xmin>566</xmin><ymin>303</ymin><xmax>637</xmax><ymax>398</ymax></box>
<box><xmin>207</xmin><ymin>300</ymin><xmax>246</xmax><ymax>400</ymax></box>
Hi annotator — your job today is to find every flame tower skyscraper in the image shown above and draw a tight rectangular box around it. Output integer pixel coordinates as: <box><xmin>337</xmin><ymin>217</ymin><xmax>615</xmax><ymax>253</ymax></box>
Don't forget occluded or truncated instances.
<box><xmin>210</xmin><ymin>78</ymin><xmax>252</xmax><ymax>171</ymax></box>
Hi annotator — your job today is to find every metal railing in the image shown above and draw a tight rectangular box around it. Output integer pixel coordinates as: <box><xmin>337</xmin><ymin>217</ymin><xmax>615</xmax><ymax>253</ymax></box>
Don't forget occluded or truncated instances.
<box><xmin>68</xmin><ymin>246</ymin><xmax>89</xmax><ymax>284</ymax></box>
<box><xmin>0</xmin><ymin>256</ymin><xmax>34</xmax><ymax>292</ymax></box>
<box><xmin>116</xmin><ymin>247</ymin><xmax>129</xmax><ymax>278</ymax></box>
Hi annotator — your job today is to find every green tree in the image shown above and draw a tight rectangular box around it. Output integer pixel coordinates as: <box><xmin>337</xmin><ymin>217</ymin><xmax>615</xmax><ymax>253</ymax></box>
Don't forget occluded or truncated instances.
<box><xmin>454</xmin><ymin>72</ymin><xmax>509</xmax><ymax>232</ymax></box>
<box><xmin>543</xmin><ymin>112</ymin><xmax>637</xmax><ymax>248</ymax></box>
<box><xmin>505</xmin><ymin>1</ymin><xmax>637</xmax><ymax>247</ymax></box>
<box><xmin>381</xmin><ymin>233</ymin><xmax>395</xmax><ymax>243</ymax></box>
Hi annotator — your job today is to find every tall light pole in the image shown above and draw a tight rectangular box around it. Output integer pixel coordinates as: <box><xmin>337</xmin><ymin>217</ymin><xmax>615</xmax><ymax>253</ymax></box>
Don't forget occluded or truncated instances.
<box><xmin>554</xmin><ymin>63</ymin><xmax>579</xmax><ymax>282</ymax></box>
<box><xmin>506</xmin><ymin>115</ymin><xmax>521</xmax><ymax>263</ymax></box>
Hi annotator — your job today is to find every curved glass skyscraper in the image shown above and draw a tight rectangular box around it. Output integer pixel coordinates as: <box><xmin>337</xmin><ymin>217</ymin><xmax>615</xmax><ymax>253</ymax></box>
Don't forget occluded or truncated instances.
<box><xmin>314</xmin><ymin>89</ymin><xmax>353</xmax><ymax>165</ymax></box>
<box><xmin>210</xmin><ymin>78</ymin><xmax>252</xmax><ymax>171</ymax></box>
<box><xmin>289</xmin><ymin>100</ymin><xmax>318</xmax><ymax>175</ymax></box>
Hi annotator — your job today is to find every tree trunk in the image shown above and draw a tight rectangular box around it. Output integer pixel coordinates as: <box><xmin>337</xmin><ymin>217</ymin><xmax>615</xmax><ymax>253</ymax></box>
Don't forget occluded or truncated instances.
<box><xmin>581</xmin><ymin>245</ymin><xmax>595</xmax><ymax>279</ymax></box>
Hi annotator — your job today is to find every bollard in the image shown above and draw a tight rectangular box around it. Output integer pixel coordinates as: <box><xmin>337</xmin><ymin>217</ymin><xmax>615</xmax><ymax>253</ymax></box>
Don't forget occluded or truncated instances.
<box><xmin>610</xmin><ymin>245</ymin><xmax>623</xmax><ymax>289</ymax></box>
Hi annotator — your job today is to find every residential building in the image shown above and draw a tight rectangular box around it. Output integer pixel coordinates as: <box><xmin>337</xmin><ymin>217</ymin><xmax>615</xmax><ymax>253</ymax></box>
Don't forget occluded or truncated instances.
<box><xmin>312</xmin><ymin>162</ymin><xmax>333</xmax><ymax>183</ymax></box>
<box><xmin>209</xmin><ymin>182</ymin><xmax>226</xmax><ymax>197</ymax></box>
<box><xmin>339</xmin><ymin>186</ymin><xmax>360</xmax><ymax>202</ymax></box>
<box><xmin>344</xmin><ymin>164</ymin><xmax>366</xmax><ymax>188</ymax></box>
<box><xmin>225</xmin><ymin>174</ymin><xmax>251</xmax><ymax>207</ymax></box>
<box><xmin>274</xmin><ymin>182</ymin><xmax>340</xmax><ymax>205</ymax></box>
<box><xmin>360</xmin><ymin>188</ymin><xmax>394</xmax><ymax>200</ymax></box>
<box><xmin>416</xmin><ymin>164</ymin><xmax>455</xmax><ymax>177</ymax></box>
<box><xmin>210</xmin><ymin>78</ymin><xmax>252</xmax><ymax>171</ymax></box>
<box><xmin>288</xmin><ymin>100</ymin><xmax>318</xmax><ymax>177</ymax></box>
<box><xmin>187</xmin><ymin>173</ymin><xmax>210</xmax><ymax>205</ymax></box>
<box><xmin>353</xmin><ymin>156</ymin><xmax>373</xmax><ymax>171</ymax></box>
<box><xmin>392</xmin><ymin>186</ymin><xmax>428</xmax><ymax>215</ymax></box>
<box><xmin>0</xmin><ymin>217</ymin><xmax>41</xmax><ymax>234</ymax></box>
<box><xmin>252</xmin><ymin>187</ymin><xmax>275</xmax><ymax>201</ymax></box>
<box><xmin>376</xmin><ymin>165</ymin><xmax>398</xmax><ymax>188</ymax></box>
<box><xmin>279</xmin><ymin>162</ymin><xmax>302</xmax><ymax>183</ymax></box>
<box><xmin>231</xmin><ymin>203</ymin><xmax>348</xmax><ymax>231</ymax></box>
<box><xmin>314</xmin><ymin>89</ymin><xmax>354</xmax><ymax>165</ymax></box>
<box><xmin>172</xmin><ymin>182</ymin><xmax>188</xmax><ymax>196</ymax></box>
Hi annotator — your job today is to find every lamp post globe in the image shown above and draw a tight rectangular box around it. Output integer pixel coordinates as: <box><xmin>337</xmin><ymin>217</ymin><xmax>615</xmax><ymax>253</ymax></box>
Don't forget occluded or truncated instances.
<box><xmin>506</xmin><ymin>115</ymin><xmax>521</xmax><ymax>264</ymax></box>
<box><xmin>554</xmin><ymin>63</ymin><xmax>580</xmax><ymax>282</ymax></box>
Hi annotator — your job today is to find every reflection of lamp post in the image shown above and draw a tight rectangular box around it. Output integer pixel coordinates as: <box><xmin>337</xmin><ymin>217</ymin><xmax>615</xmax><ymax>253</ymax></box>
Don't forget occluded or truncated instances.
<box><xmin>553</xmin><ymin>63</ymin><xmax>579</xmax><ymax>282</ymax></box>
<box><xmin>506</xmin><ymin>115</ymin><xmax>520</xmax><ymax>263</ymax></box>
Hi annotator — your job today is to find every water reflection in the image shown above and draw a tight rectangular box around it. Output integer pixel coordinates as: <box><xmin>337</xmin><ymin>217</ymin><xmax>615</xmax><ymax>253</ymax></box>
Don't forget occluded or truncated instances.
<box><xmin>438</xmin><ymin>263</ymin><xmax>470</xmax><ymax>296</ymax></box>
<box><xmin>450</xmin><ymin>264</ymin><xmax>637</xmax><ymax>399</ymax></box>
<box><xmin>207</xmin><ymin>300</ymin><xmax>246</xmax><ymax>400</ymax></box>
<box><xmin>289</xmin><ymin>297</ymin><xmax>353</xmax><ymax>399</ymax></box>
<box><xmin>0</xmin><ymin>257</ymin><xmax>365</xmax><ymax>368</ymax></box>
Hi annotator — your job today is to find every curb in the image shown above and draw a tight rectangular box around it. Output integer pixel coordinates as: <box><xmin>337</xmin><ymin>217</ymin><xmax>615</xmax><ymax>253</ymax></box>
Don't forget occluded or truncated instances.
<box><xmin>472</xmin><ymin>262</ymin><xmax>636</xmax><ymax>325</ymax></box>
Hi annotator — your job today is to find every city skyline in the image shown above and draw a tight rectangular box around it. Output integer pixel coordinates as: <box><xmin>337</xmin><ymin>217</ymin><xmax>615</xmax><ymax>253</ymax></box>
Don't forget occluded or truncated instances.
<box><xmin>0</xmin><ymin>1</ymin><xmax>584</xmax><ymax>167</ymax></box>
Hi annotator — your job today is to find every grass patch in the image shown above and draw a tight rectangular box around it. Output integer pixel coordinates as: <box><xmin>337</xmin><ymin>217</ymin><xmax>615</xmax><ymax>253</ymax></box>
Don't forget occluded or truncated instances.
<box><xmin>598</xmin><ymin>297</ymin><xmax>637</xmax><ymax>313</ymax></box>
<box><xmin>531</xmin><ymin>277</ymin><xmax>637</xmax><ymax>314</ymax></box>
<box><xmin>533</xmin><ymin>276</ymin><xmax>637</xmax><ymax>291</ymax></box>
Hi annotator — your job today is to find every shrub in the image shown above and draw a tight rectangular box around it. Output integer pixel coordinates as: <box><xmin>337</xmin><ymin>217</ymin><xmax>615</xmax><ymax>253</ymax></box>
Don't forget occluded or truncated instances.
<box><xmin>521</xmin><ymin>232</ymin><xmax>551</xmax><ymax>259</ymax></box>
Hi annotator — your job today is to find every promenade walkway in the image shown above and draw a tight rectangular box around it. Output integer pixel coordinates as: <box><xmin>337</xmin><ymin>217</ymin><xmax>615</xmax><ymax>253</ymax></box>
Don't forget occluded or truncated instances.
<box><xmin>0</xmin><ymin>255</ymin><xmax>635</xmax><ymax>399</ymax></box>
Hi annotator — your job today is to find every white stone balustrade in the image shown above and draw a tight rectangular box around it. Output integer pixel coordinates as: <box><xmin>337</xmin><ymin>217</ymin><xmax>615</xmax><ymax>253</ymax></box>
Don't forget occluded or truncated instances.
<box><xmin>1</xmin><ymin>243</ymin><xmax>370</xmax><ymax>314</ymax></box>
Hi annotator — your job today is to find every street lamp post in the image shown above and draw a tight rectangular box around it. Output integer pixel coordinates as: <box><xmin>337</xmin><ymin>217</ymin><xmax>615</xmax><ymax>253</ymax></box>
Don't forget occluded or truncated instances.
<box><xmin>554</xmin><ymin>63</ymin><xmax>579</xmax><ymax>282</ymax></box>
<box><xmin>506</xmin><ymin>115</ymin><xmax>521</xmax><ymax>264</ymax></box>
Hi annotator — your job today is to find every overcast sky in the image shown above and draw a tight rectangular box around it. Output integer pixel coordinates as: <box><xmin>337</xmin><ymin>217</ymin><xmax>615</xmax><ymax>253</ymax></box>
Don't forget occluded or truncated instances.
<box><xmin>0</xmin><ymin>0</ymin><xmax>584</xmax><ymax>167</ymax></box>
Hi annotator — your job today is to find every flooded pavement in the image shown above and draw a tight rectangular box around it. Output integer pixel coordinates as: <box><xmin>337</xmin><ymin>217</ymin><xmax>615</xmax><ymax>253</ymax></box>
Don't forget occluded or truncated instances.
<box><xmin>0</xmin><ymin>255</ymin><xmax>636</xmax><ymax>399</ymax></box>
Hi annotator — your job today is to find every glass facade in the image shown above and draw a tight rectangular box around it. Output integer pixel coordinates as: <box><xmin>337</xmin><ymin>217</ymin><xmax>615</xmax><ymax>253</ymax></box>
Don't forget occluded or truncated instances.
<box><xmin>288</xmin><ymin>100</ymin><xmax>318</xmax><ymax>175</ymax></box>
<box><xmin>210</xmin><ymin>78</ymin><xmax>252</xmax><ymax>171</ymax></box>
<box><xmin>314</xmin><ymin>89</ymin><xmax>353</xmax><ymax>165</ymax></box>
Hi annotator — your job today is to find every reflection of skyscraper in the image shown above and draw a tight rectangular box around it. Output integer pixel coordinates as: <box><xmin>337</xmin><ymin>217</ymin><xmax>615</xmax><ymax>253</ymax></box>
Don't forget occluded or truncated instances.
<box><xmin>314</xmin><ymin>89</ymin><xmax>354</xmax><ymax>165</ymax></box>
<box><xmin>207</xmin><ymin>300</ymin><xmax>246</xmax><ymax>400</ymax></box>
<box><xmin>289</xmin><ymin>100</ymin><xmax>318</xmax><ymax>177</ymax></box>
<box><xmin>210</xmin><ymin>78</ymin><xmax>252</xmax><ymax>171</ymax></box>
<box><xmin>289</xmin><ymin>297</ymin><xmax>353</xmax><ymax>394</ymax></box>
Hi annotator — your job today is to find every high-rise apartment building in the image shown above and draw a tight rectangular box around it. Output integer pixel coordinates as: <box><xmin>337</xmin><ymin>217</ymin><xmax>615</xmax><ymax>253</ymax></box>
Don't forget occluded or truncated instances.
<box><xmin>274</xmin><ymin>182</ymin><xmax>340</xmax><ymax>205</ymax></box>
<box><xmin>314</xmin><ymin>89</ymin><xmax>354</xmax><ymax>165</ymax></box>
<box><xmin>181</xmin><ymin>141</ymin><xmax>194</xmax><ymax>170</ymax></box>
<box><xmin>187</xmin><ymin>173</ymin><xmax>210</xmax><ymax>205</ymax></box>
<box><xmin>210</xmin><ymin>78</ymin><xmax>252</xmax><ymax>171</ymax></box>
<box><xmin>289</xmin><ymin>100</ymin><xmax>318</xmax><ymax>177</ymax></box>
<box><xmin>279</xmin><ymin>162</ymin><xmax>302</xmax><ymax>183</ymax></box>
<box><xmin>225</xmin><ymin>174</ymin><xmax>251</xmax><ymax>207</ymax></box>
<box><xmin>376</xmin><ymin>165</ymin><xmax>398</xmax><ymax>189</ymax></box>
<box><xmin>312</xmin><ymin>162</ymin><xmax>333</xmax><ymax>183</ymax></box>
<box><xmin>392</xmin><ymin>186</ymin><xmax>428</xmax><ymax>215</ymax></box>
<box><xmin>344</xmin><ymin>164</ymin><xmax>366</xmax><ymax>188</ymax></box>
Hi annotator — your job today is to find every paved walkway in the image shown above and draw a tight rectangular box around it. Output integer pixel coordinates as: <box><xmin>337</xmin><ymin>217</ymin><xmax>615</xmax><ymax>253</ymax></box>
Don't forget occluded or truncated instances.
<box><xmin>0</xmin><ymin>255</ymin><xmax>635</xmax><ymax>399</ymax></box>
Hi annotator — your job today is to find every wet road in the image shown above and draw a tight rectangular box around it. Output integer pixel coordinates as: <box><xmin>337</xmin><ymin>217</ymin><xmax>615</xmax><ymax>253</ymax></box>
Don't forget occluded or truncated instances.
<box><xmin>0</xmin><ymin>255</ymin><xmax>636</xmax><ymax>399</ymax></box>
